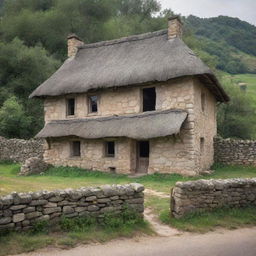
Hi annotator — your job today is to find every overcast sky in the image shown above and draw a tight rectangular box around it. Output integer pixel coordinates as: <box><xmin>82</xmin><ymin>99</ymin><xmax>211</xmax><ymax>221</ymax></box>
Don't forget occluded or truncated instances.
<box><xmin>159</xmin><ymin>0</ymin><xmax>256</xmax><ymax>25</ymax></box>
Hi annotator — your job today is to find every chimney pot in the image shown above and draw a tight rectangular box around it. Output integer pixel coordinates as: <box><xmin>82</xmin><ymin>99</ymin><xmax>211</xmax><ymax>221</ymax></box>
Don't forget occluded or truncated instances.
<box><xmin>67</xmin><ymin>34</ymin><xmax>84</xmax><ymax>58</ymax></box>
<box><xmin>168</xmin><ymin>16</ymin><xmax>183</xmax><ymax>40</ymax></box>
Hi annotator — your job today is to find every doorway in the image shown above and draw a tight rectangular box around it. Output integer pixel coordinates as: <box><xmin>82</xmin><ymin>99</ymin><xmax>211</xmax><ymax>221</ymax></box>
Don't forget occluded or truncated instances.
<box><xmin>136</xmin><ymin>141</ymin><xmax>149</xmax><ymax>173</ymax></box>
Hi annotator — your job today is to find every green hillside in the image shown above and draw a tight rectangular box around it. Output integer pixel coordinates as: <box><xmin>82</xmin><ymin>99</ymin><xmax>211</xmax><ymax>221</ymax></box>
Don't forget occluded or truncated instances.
<box><xmin>222</xmin><ymin>74</ymin><xmax>256</xmax><ymax>92</ymax></box>
<box><xmin>186</xmin><ymin>15</ymin><xmax>256</xmax><ymax>74</ymax></box>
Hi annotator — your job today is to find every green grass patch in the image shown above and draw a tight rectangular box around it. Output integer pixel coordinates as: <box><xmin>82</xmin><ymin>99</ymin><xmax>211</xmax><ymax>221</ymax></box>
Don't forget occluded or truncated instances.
<box><xmin>0</xmin><ymin>163</ymin><xmax>256</xmax><ymax>196</ymax></box>
<box><xmin>160</xmin><ymin>207</ymin><xmax>256</xmax><ymax>233</ymax></box>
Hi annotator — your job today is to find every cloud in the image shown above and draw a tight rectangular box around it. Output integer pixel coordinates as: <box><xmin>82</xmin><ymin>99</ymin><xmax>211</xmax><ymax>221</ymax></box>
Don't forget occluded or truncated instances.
<box><xmin>159</xmin><ymin>0</ymin><xmax>256</xmax><ymax>25</ymax></box>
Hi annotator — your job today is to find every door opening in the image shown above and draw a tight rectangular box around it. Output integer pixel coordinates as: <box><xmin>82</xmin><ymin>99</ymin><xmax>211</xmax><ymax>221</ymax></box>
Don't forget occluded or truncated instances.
<box><xmin>136</xmin><ymin>141</ymin><xmax>149</xmax><ymax>173</ymax></box>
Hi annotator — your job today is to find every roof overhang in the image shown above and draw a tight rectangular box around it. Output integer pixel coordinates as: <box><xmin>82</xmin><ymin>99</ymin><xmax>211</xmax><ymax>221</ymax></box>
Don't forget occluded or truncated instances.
<box><xmin>36</xmin><ymin>110</ymin><xmax>188</xmax><ymax>140</ymax></box>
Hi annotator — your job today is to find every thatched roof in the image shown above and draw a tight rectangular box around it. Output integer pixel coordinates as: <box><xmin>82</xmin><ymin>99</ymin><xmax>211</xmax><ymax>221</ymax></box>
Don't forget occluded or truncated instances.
<box><xmin>30</xmin><ymin>30</ymin><xmax>229</xmax><ymax>102</ymax></box>
<box><xmin>36</xmin><ymin>109</ymin><xmax>187</xmax><ymax>140</ymax></box>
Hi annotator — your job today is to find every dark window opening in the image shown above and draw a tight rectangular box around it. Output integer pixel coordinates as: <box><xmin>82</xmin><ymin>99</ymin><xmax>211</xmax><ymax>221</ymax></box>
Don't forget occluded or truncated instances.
<box><xmin>106</xmin><ymin>141</ymin><xmax>115</xmax><ymax>157</ymax></box>
<box><xmin>46</xmin><ymin>139</ymin><xmax>51</xmax><ymax>150</ymax></box>
<box><xmin>139</xmin><ymin>141</ymin><xmax>149</xmax><ymax>158</ymax></box>
<box><xmin>71</xmin><ymin>141</ymin><xmax>81</xmax><ymax>157</ymax></box>
<box><xmin>89</xmin><ymin>95</ymin><xmax>98</xmax><ymax>113</ymax></box>
<box><xmin>200</xmin><ymin>137</ymin><xmax>205</xmax><ymax>154</ymax></box>
<box><xmin>109</xmin><ymin>167</ymin><xmax>116</xmax><ymax>173</ymax></box>
<box><xmin>201</xmin><ymin>92</ymin><xmax>206</xmax><ymax>112</ymax></box>
<box><xmin>67</xmin><ymin>98</ymin><xmax>75</xmax><ymax>116</ymax></box>
<box><xmin>143</xmin><ymin>87</ymin><xmax>156</xmax><ymax>112</ymax></box>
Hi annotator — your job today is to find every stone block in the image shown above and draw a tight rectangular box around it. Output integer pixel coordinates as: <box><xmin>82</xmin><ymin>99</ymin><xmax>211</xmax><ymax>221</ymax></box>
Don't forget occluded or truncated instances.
<box><xmin>0</xmin><ymin>217</ymin><xmax>11</xmax><ymax>225</ymax></box>
<box><xmin>13</xmin><ymin>213</ymin><xmax>25</xmax><ymax>223</ymax></box>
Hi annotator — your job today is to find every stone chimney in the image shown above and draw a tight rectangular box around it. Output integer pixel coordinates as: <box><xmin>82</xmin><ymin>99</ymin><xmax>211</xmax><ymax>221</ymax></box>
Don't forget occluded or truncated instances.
<box><xmin>67</xmin><ymin>34</ymin><xmax>84</xmax><ymax>58</ymax></box>
<box><xmin>168</xmin><ymin>16</ymin><xmax>183</xmax><ymax>40</ymax></box>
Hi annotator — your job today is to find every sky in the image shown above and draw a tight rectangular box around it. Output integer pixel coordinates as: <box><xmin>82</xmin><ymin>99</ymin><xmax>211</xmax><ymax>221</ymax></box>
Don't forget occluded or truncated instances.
<box><xmin>159</xmin><ymin>0</ymin><xmax>256</xmax><ymax>25</ymax></box>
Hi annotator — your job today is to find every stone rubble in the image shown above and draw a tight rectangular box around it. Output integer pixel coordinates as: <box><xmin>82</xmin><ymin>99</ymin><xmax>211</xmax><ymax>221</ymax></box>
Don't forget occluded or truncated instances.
<box><xmin>19</xmin><ymin>157</ymin><xmax>49</xmax><ymax>176</ymax></box>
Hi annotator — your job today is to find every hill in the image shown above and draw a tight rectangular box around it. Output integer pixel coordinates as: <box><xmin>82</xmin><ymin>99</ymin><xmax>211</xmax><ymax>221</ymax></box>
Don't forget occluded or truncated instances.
<box><xmin>185</xmin><ymin>15</ymin><xmax>256</xmax><ymax>74</ymax></box>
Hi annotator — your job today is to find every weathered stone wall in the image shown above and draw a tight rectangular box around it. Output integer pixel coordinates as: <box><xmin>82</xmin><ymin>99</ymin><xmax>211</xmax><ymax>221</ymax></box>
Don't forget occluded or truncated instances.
<box><xmin>44</xmin><ymin>137</ymin><xmax>134</xmax><ymax>174</ymax></box>
<box><xmin>0</xmin><ymin>183</ymin><xmax>144</xmax><ymax>232</ymax></box>
<box><xmin>171</xmin><ymin>178</ymin><xmax>256</xmax><ymax>218</ymax></box>
<box><xmin>193</xmin><ymin>79</ymin><xmax>217</xmax><ymax>172</ymax></box>
<box><xmin>44</xmin><ymin>77</ymin><xmax>194</xmax><ymax>122</ymax></box>
<box><xmin>43</xmin><ymin>77</ymin><xmax>217</xmax><ymax>175</ymax></box>
<box><xmin>214</xmin><ymin>137</ymin><xmax>256</xmax><ymax>166</ymax></box>
<box><xmin>0</xmin><ymin>137</ymin><xmax>44</xmax><ymax>163</ymax></box>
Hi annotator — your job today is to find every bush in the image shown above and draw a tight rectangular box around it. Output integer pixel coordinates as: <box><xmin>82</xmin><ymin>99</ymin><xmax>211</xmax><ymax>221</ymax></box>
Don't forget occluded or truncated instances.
<box><xmin>31</xmin><ymin>220</ymin><xmax>50</xmax><ymax>234</ymax></box>
<box><xmin>59</xmin><ymin>216</ymin><xmax>97</xmax><ymax>232</ymax></box>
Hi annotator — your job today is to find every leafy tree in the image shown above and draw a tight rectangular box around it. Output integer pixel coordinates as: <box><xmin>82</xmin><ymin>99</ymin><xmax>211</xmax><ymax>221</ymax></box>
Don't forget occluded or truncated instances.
<box><xmin>0</xmin><ymin>38</ymin><xmax>60</xmax><ymax>138</ymax></box>
<box><xmin>217</xmin><ymin>79</ymin><xmax>256</xmax><ymax>139</ymax></box>
<box><xmin>0</xmin><ymin>96</ymin><xmax>31</xmax><ymax>138</ymax></box>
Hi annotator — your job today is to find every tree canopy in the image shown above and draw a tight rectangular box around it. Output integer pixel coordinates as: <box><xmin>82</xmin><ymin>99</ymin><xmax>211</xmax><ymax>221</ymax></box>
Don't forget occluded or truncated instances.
<box><xmin>0</xmin><ymin>0</ymin><xmax>255</xmax><ymax>139</ymax></box>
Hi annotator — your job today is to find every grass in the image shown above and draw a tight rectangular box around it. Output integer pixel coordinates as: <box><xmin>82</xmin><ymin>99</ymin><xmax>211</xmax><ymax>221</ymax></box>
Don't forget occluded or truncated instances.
<box><xmin>0</xmin><ymin>209</ymin><xmax>152</xmax><ymax>256</ymax></box>
<box><xmin>1</xmin><ymin>162</ymin><xmax>256</xmax><ymax>195</ymax></box>
<box><xmin>222</xmin><ymin>73</ymin><xmax>256</xmax><ymax>94</ymax></box>
<box><xmin>160</xmin><ymin>206</ymin><xmax>256</xmax><ymax>233</ymax></box>
<box><xmin>0</xmin><ymin>162</ymin><xmax>256</xmax><ymax>253</ymax></box>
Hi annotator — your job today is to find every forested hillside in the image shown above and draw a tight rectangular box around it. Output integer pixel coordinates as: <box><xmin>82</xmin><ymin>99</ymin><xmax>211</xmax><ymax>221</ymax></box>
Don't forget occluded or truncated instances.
<box><xmin>186</xmin><ymin>15</ymin><xmax>256</xmax><ymax>74</ymax></box>
<box><xmin>0</xmin><ymin>0</ymin><xmax>255</xmax><ymax>140</ymax></box>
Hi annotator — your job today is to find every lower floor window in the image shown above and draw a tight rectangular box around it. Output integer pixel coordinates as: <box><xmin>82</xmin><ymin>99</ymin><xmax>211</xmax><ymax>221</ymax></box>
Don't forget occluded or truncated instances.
<box><xmin>105</xmin><ymin>141</ymin><xmax>115</xmax><ymax>157</ymax></box>
<box><xmin>71</xmin><ymin>141</ymin><xmax>81</xmax><ymax>157</ymax></box>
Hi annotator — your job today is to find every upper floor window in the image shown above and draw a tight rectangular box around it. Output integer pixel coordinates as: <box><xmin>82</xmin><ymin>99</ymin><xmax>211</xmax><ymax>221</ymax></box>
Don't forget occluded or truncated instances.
<box><xmin>88</xmin><ymin>95</ymin><xmax>98</xmax><ymax>113</ymax></box>
<box><xmin>70</xmin><ymin>141</ymin><xmax>81</xmax><ymax>157</ymax></box>
<box><xmin>201</xmin><ymin>92</ymin><xmax>206</xmax><ymax>112</ymax></box>
<box><xmin>67</xmin><ymin>98</ymin><xmax>75</xmax><ymax>116</ymax></box>
<box><xmin>105</xmin><ymin>141</ymin><xmax>115</xmax><ymax>157</ymax></box>
<box><xmin>143</xmin><ymin>87</ymin><xmax>156</xmax><ymax>112</ymax></box>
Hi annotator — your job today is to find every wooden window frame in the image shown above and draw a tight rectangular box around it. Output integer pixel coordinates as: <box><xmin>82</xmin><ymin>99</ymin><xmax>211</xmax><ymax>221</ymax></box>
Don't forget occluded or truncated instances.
<box><xmin>105</xmin><ymin>141</ymin><xmax>115</xmax><ymax>158</ymax></box>
<box><xmin>70</xmin><ymin>141</ymin><xmax>81</xmax><ymax>157</ymax></box>
<box><xmin>66</xmin><ymin>97</ymin><xmax>76</xmax><ymax>117</ymax></box>
<box><xmin>88</xmin><ymin>95</ymin><xmax>98</xmax><ymax>114</ymax></box>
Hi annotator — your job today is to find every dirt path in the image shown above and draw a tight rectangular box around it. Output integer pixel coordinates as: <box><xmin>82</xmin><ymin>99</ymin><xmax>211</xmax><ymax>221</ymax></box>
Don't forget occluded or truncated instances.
<box><xmin>144</xmin><ymin>188</ymin><xmax>169</xmax><ymax>198</ymax></box>
<box><xmin>16</xmin><ymin>227</ymin><xmax>256</xmax><ymax>256</ymax></box>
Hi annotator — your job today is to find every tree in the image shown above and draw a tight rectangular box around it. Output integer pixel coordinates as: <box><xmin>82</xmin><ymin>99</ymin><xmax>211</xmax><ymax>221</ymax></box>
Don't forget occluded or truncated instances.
<box><xmin>0</xmin><ymin>38</ymin><xmax>60</xmax><ymax>138</ymax></box>
<box><xmin>217</xmin><ymin>80</ymin><xmax>256</xmax><ymax>139</ymax></box>
<box><xmin>0</xmin><ymin>96</ymin><xmax>31</xmax><ymax>138</ymax></box>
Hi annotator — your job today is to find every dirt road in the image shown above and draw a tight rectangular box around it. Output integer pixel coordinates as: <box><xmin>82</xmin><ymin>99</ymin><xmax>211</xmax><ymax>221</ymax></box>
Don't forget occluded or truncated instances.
<box><xmin>16</xmin><ymin>227</ymin><xmax>256</xmax><ymax>256</ymax></box>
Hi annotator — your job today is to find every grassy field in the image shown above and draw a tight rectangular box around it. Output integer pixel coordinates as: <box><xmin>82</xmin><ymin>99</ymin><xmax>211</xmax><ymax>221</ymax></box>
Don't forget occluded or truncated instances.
<box><xmin>0</xmin><ymin>162</ymin><xmax>256</xmax><ymax>255</ymax></box>
<box><xmin>1</xmin><ymin>162</ymin><xmax>256</xmax><ymax>196</ymax></box>
<box><xmin>222</xmin><ymin>73</ymin><xmax>256</xmax><ymax>94</ymax></box>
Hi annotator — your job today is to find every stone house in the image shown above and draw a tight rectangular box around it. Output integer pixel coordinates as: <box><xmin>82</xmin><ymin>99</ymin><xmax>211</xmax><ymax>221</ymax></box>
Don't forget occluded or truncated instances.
<box><xmin>30</xmin><ymin>16</ymin><xmax>229</xmax><ymax>176</ymax></box>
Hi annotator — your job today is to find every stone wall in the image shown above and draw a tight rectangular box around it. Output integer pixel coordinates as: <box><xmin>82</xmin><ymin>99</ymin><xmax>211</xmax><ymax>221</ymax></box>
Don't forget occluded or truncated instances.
<box><xmin>0</xmin><ymin>183</ymin><xmax>144</xmax><ymax>232</ymax></box>
<box><xmin>171</xmin><ymin>178</ymin><xmax>256</xmax><ymax>218</ymax></box>
<box><xmin>44</xmin><ymin>137</ymin><xmax>133</xmax><ymax>174</ymax></box>
<box><xmin>214</xmin><ymin>137</ymin><xmax>256</xmax><ymax>166</ymax></box>
<box><xmin>0</xmin><ymin>137</ymin><xmax>44</xmax><ymax>163</ymax></box>
<box><xmin>43</xmin><ymin>77</ymin><xmax>217</xmax><ymax>175</ymax></box>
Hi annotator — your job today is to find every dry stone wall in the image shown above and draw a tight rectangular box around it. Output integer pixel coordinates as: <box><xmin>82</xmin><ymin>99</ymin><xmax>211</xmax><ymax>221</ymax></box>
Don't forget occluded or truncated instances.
<box><xmin>171</xmin><ymin>178</ymin><xmax>256</xmax><ymax>218</ymax></box>
<box><xmin>214</xmin><ymin>137</ymin><xmax>256</xmax><ymax>166</ymax></box>
<box><xmin>0</xmin><ymin>137</ymin><xmax>44</xmax><ymax>163</ymax></box>
<box><xmin>0</xmin><ymin>183</ymin><xmax>144</xmax><ymax>232</ymax></box>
